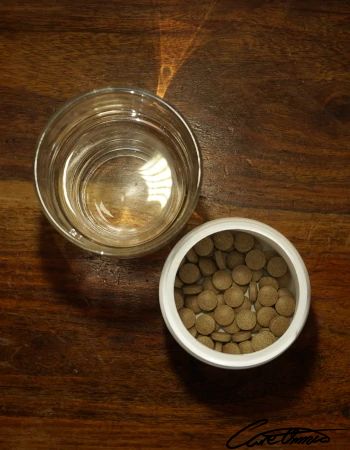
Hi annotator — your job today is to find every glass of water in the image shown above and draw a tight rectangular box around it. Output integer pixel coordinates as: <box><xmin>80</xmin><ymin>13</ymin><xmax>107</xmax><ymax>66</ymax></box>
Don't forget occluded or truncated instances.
<box><xmin>34</xmin><ymin>88</ymin><xmax>202</xmax><ymax>257</ymax></box>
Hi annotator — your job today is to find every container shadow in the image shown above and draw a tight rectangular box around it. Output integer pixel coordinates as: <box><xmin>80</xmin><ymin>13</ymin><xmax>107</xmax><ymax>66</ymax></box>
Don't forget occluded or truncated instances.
<box><xmin>36</xmin><ymin>203</ymin><xmax>204</xmax><ymax>319</ymax></box>
<box><xmin>37</xmin><ymin>216</ymin><xmax>165</xmax><ymax>322</ymax></box>
<box><xmin>165</xmin><ymin>308</ymin><xmax>318</xmax><ymax>418</ymax></box>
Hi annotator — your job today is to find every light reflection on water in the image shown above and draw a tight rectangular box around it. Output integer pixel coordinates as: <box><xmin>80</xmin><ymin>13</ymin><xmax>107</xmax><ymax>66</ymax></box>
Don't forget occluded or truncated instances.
<box><xmin>139</xmin><ymin>153</ymin><xmax>173</xmax><ymax>208</ymax></box>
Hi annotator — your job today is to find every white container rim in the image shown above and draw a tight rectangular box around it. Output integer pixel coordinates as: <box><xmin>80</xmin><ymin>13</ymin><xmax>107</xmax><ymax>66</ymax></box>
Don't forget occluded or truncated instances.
<box><xmin>159</xmin><ymin>218</ymin><xmax>311</xmax><ymax>369</ymax></box>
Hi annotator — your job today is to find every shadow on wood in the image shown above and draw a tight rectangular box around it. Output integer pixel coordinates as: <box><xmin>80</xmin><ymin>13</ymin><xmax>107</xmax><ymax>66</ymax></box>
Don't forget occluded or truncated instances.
<box><xmin>37</xmin><ymin>216</ymin><xmax>162</xmax><ymax>319</ymax></box>
<box><xmin>164</xmin><ymin>308</ymin><xmax>318</xmax><ymax>419</ymax></box>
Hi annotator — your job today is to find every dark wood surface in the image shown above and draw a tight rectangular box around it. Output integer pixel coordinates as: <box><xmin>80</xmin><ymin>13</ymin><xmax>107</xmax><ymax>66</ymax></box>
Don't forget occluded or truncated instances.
<box><xmin>1</xmin><ymin>1</ymin><xmax>350</xmax><ymax>448</ymax></box>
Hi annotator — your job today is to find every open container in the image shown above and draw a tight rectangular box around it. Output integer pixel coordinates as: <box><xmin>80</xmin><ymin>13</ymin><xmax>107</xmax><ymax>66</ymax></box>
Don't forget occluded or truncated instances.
<box><xmin>159</xmin><ymin>218</ymin><xmax>311</xmax><ymax>369</ymax></box>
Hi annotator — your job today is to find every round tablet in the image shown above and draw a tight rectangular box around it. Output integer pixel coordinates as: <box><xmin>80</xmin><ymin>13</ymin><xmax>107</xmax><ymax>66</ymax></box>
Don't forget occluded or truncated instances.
<box><xmin>174</xmin><ymin>289</ymin><xmax>184</xmax><ymax>310</ymax></box>
<box><xmin>197</xmin><ymin>335</ymin><xmax>214</xmax><ymax>349</ymax></box>
<box><xmin>249</xmin><ymin>281</ymin><xmax>258</xmax><ymax>302</ymax></box>
<box><xmin>214</xmin><ymin>305</ymin><xmax>235</xmax><ymax>326</ymax></box>
<box><xmin>197</xmin><ymin>290</ymin><xmax>218</xmax><ymax>311</ymax></box>
<box><xmin>259</xmin><ymin>276</ymin><xmax>279</xmax><ymax>290</ymax></box>
<box><xmin>277</xmin><ymin>272</ymin><xmax>290</xmax><ymax>288</ymax></box>
<box><xmin>216</xmin><ymin>294</ymin><xmax>225</xmax><ymax>306</ymax></box>
<box><xmin>223</xmin><ymin>320</ymin><xmax>240</xmax><ymax>334</ymax></box>
<box><xmin>264</xmin><ymin>250</ymin><xmax>277</xmax><ymax>261</ymax></box>
<box><xmin>252</xmin><ymin>270</ymin><xmax>263</xmax><ymax>282</ymax></box>
<box><xmin>226</xmin><ymin>251</ymin><xmax>244</xmax><ymax>269</ymax></box>
<box><xmin>252</xmin><ymin>323</ymin><xmax>261</xmax><ymax>333</ymax></box>
<box><xmin>179</xmin><ymin>263</ymin><xmax>201</xmax><ymax>284</ymax></box>
<box><xmin>232</xmin><ymin>281</ymin><xmax>248</xmax><ymax>294</ymax></box>
<box><xmin>257</xmin><ymin>285</ymin><xmax>278</xmax><ymax>306</ymax></box>
<box><xmin>179</xmin><ymin>308</ymin><xmax>196</xmax><ymax>329</ymax></box>
<box><xmin>214</xmin><ymin>342</ymin><xmax>223</xmax><ymax>352</ymax></box>
<box><xmin>213</xmin><ymin>231</ymin><xmax>234</xmax><ymax>251</ymax></box>
<box><xmin>235</xmin><ymin>297</ymin><xmax>252</xmax><ymax>314</ymax></box>
<box><xmin>275</xmin><ymin>295</ymin><xmax>295</xmax><ymax>317</ymax></box>
<box><xmin>175</xmin><ymin>276</ymin><xmax>183</xmax><ymax>288</ymax></box>
<box><xmin>267</xmin><ymin>256</ymin><xmax>288</xmax><ymax>278</ymax></box>
<box><xmin>207</xmin><ymin>311</ymin><xmax>220</xmax><ymax>331</ymax></box>
<box><xmin>245</xmin><ymin>249</ymin><xmax>266</xmax><ymax>271</ymax></box>
<box><xmin>183</xmin><ymin>284</ymin><xmax>202</xmax><ymax>295</ymax></box>
<box><xmin>222</xmin><ymin>342</ymin><xmax>240</xmax><ymax>354</ymax></box>
<box><xmin>251</xmin><ymin>330</ymin><xmax>276</xmax><ymax>351</ymax></box>
<box><xmin>232</xmin><ymin>265</ymin><xmax>252</xmax><ymax>285</ymax></box>
<box><xmin>186</xmin><ymin>247</ymin><xmax>198</xmax><ymax>263</ymax></box>
<box><xmin>254</xmin><ymin>300</ymin><xmax>262</xmax><ymax>312</ymax></box>
<box><xmin>185</xmin><ymin>295</ymin><xmax>201</xmax><ymax>314</ymax></box>
<box><xmin>199</xmin><ymin>257</ymin><xmax>217</xmax><ymax>276</ymax></box>
<box><xmin>239</xmin><ymin>340</ymin><xmax>254</xmax><ymax>354</ymax></box>
<box><xmin>214</xmin><ymin>250</ymin><xmax>227</xmax><ymax>270</ymax></box>
<box><xmin>211</xmin><ymin>331</ymin><xmax>231</xmax><ymax>343</ymax></box>
<box><xmin>194</xmin><ymin>237</ymin><xmax>214</xmax><ymax>257</ymax></box>
<box><xmin>188</xmin><ymin>326</ymin><xmax>198</xmax><ymax>337</ymax></box>
<box><xmin>195</xmin><ymin>314</ymin><xmax>216</xmax><ymax>335</ymax></box>
<box><xmin>235</xmin><ymin>232</ymin><xmax>255</xmax><ymax>253</ymax></box>
<box><xmin>270</xmin><ymin>315</ymin><xmax>291</xmax><ymax>337</ymax></box>
<box><xmin>278</xmin><ymin>288</ymin><xmax>293</xmax><ymax>297</ymax></box>
<box><xmin>257</xmin><ymin>306</ymin><xmax>277</xmax><ymax>327</ymax></box>
<box><xmin>232</xmin><ymin>331</ymin><xmax>251</xmax><ymax>343</ymax></box>
<box><xmin>212</xmin><ymin>270</ymin><xmax>232</xmax><ymax>290</ymax></box>
<box><xmin>223</xmin><ymin>286</ymin><xmax>244</xmax><ymax>307</ymax></box>
<box><xmin>259</xmin><ymin>277</ymin><xmax>279</xmax><ymax>289</ymax></box>
<box><xmin>236</xmin><ymin>310</ymin><xmax>256</xmax><ymax>330</ymax></box>
<box><xmin>202</xmin><ymin>277</ymin><xmax>219</xmax><ymax>293</ymax></box>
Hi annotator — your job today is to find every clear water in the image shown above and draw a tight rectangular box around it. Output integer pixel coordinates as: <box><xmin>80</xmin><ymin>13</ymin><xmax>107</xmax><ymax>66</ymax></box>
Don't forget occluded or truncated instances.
<box><xmin>56</xmin><ymin>119</ymin><xmax>185</xmax><ymax>248</ymax></box>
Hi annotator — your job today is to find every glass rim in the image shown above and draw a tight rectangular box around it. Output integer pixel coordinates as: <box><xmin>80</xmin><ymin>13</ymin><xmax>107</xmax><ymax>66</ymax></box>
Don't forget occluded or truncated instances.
<box><xmin>34</xmin><ymin>86</ymin><xmax>202</xmax><ymax>257</ymax></box>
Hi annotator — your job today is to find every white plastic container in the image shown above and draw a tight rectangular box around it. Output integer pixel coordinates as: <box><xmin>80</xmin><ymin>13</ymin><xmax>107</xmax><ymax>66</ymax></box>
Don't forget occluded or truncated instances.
<box><xmin>159</xmin><ymin>218</ymin><xmax>311</xmax><ymax>369</ymax></box>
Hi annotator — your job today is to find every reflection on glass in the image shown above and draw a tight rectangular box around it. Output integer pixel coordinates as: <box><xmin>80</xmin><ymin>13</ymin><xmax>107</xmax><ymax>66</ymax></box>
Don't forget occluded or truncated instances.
<box><xmin>94</xmin><ymin>200</ymin><xmax>114</xmax><ymax>220</ymax></box>
<box><xmin>139</xmin><ymin>153</ymin><xmax>173</xmax><ymax>208</ymax></box>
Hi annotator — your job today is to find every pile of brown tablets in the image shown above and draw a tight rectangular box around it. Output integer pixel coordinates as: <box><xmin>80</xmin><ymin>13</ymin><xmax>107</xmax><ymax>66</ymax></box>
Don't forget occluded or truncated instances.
<box><xmin>174</xmin><ymin>231</ymin><xmax>296</xmax><ymax>354</ymax></box>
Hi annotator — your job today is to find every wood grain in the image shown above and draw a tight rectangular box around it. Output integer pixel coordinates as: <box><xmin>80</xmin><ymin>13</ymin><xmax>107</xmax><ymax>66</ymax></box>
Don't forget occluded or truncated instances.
<box><xmin>0</xmin><ymin>0</ymin><xmax>349</xmax><ymax>448</ymax></box>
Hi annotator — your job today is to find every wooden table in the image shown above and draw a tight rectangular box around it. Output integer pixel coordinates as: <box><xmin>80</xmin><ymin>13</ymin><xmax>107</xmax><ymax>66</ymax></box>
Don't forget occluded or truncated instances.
<box><xmin>0</xmin><ymin>1</ymin><xmax>349</xmax><ymax>448</ymax></box>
